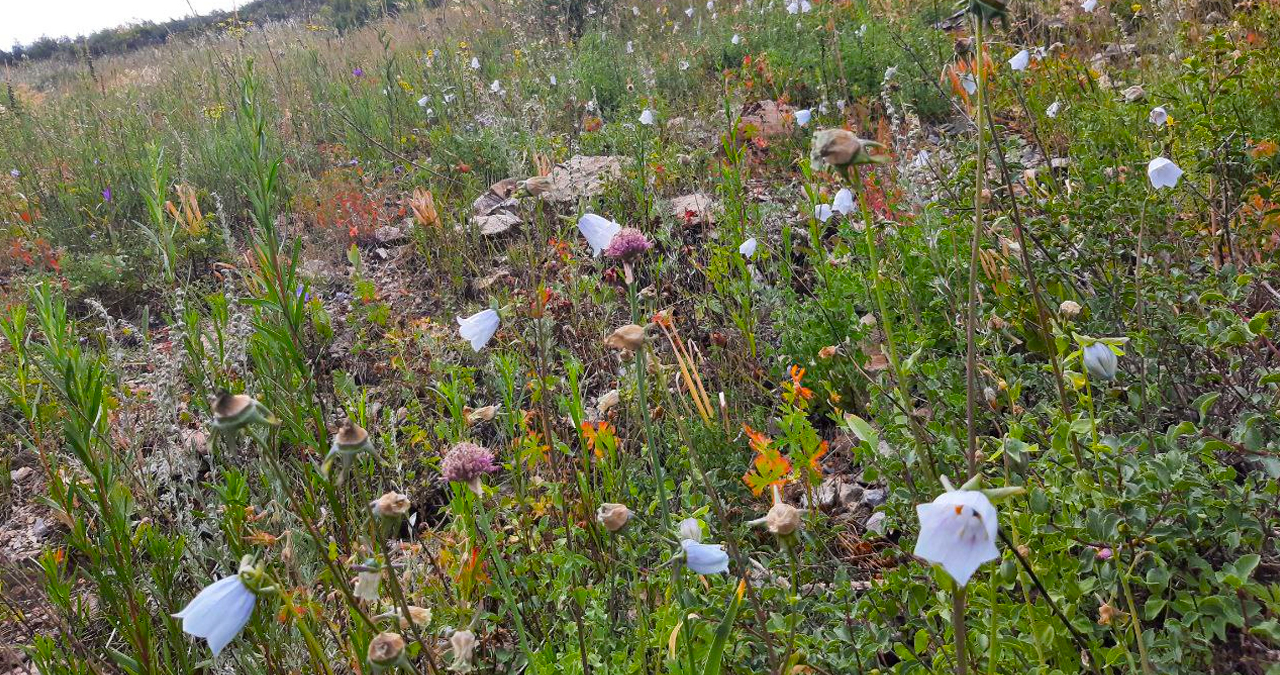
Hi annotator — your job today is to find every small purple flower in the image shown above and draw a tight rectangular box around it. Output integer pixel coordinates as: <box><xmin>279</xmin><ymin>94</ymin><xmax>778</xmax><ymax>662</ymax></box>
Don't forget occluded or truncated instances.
<box><xmin>102</xmin><ymin>187</ymin><xmax>112</xmax><ymax>202</ymax></box>
<box><xmin>348</xmin><ymin>159</ymin><xmax>360</xmax><ymax>167</ymax></box>
<box><xmin>9</xmin><ymin>169</ymin><xmax>19</xmax><ymax>179</ymax></box>
<box><xmin>352</xmin><ymin>67</ymin><xmax>364</xmax><ymax>77</ymax></box>
<box><xmin>295</xmin><ymin>283</ymin><xmax>312</xmax><ymax>302</ymax></box>
<box><xmin>603</xmin><ymin>227</ymin><xmax>652</xmax><ymax>262</ymax></box>
<box><xmin>1095</xmin><ymin>547</ymin><xmax>1113</xmax><ymax>561</ymax></box>
<box><xmin>442</xmin><ymin>442</ymin><xmax>498</xmax><ymax>494</ymax></box>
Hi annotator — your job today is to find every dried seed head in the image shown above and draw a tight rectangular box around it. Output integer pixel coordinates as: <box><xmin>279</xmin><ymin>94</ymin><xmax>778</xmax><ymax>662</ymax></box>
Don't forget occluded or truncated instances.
<box><xmin>520</xmin><ymin>175</ymin><xmax>554</xmax><ymax>196</ymax></box>
<box><xmin>596</xmin><ymin>503</ymin><xmax>632</xmax><ymax>532</ymax></box>
<box><xmin>1059</xmin><ymin>300</ymin><xmax>1082</xmax><ymax>318</ymax></box>
<box><xmin>1097</xmin><ymin>602</ymin><xmax>1121</xmax><ymax>626</ymax></box>
<box><xmin>605</xmin><ymin>324</ymin><xmax>647</xmax><ymax>351</ymax></box>
<box><xmin>213</xmin><ymin>392</ymin><xmax>256</xmax><ymax>420</ymax></box>
<box><xmin>335</xmin><ymin>420</ymin><xmax>370</xmax><ymax>450</ymax></box>
<box><xmin>450</xmin><ymin>630</ymin><xmax>477</xmax><ymax>672</ymax></box>
<box><xmin>466</xmin><ymin>405</ymin><xmax>500</xmax><ymax>424</ymax></box>
<box><xmin>596</xmin><ymin>389</ymin><xmax>621</xmax><ymax>413</ymax></box>
<box><xmin>367</xmin><ymin>632</ymin><xmax>406</xmax><ymax>666</ymax></box>
<box><xmin>764</xmin><ymin>501</ymin><xmax>802</xmax><ymax>536</ymax></box>
<box><xmin>370</xmin><ymin>491</ymin><xmax>411</xmax><ymax>519</ymax></box>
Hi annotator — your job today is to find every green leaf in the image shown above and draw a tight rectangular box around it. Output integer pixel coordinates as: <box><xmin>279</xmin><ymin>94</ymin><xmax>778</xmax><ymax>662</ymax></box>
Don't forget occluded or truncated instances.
<box><xmin>703</xmin><ymin>579</ymin><xmax>746</xmax><ymax>675</ymax></box>
<box><xmin>1193</xmin><ymin>392</ymin><xmax>1219</xmax><ymax>421</ymax></box>
<box><xmin>841</xmin><ymin>413</ymin><xmax>880</xmax><ymax>450</ymax></box>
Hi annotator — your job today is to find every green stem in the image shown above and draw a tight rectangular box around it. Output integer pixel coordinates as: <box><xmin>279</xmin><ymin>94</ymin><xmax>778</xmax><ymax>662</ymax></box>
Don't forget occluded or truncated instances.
<box><xmin>953</xmin><ymin>586</ymin><xmax>969</xmax><ymax>675</ymax></box>
<box><xmin>852</xmin><ymin>167</ymin><xmax>935</xmax><ymax>489</ymax></box>
<box><xmin>965</xmin><ymin>15</ymin><xmax>987</xmax><ymax>480</ymax></box>
<box><xmin>1121</xmin><ymin>553</ymin><xmax>1155</xmax><ymax>675</ymax></box>
<box><xmin>467</xmin><ymin>487</ymin><xmax>538</xmax><ymax>672</ymax></box>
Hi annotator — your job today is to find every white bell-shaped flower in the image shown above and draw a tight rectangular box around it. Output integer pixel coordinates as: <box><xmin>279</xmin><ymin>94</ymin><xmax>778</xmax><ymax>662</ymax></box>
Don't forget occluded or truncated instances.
<box><xmin>1082</xmin><ymin>0</ymin><xmax>1098</xmax><ymax>10</ymax></box>
<box><xmin>913</xmin><ymin>490</ymin><xmax>999</xmax><ymax>587</ymax></box>
<box><xmin>960</xmin><ymin>73</ymin><xmax>977</xmax><ymax>95</ymax></box>
<box><xmin>677</xmin><ymin>517</ymin><xmax>703</xmax><ymax>542</ymax></box>
<box><xmin>794</xmin><ymin>108</ymin><xmax>812</xmax><ymax>127</ymax></box>
<box><xmin>173</xmin><ymin>574</ymin><xmax>258</xmax><ymax>656</ymax></box>
<box><xmin>681</xmin><ymin>539</ymin><xmax>730</xmax><ymax>574</ymax></box>
<box><xmin>832</xmin><ymin>188</ymin><xmax>855</xmax><ymax>215</ymax></box>
<box><xmin>1008</xmin><ymin>49</ymin><xmax>1030</xmax><ymax>71</ymax></box>
<box><xmin>457</xmin><ymin>309</ymin><xmax>500</xmax><ymax>352</ymax></box>
<box><xmin>1046</xmin><ymin>100</ymin><xmax>1062</xmax><ymax>118</ymax></box>
<box><xmin>1083</xmin><ymin>342</ymin><xmax>1118</xmax><ymax>380</ymax></box>
<box><xmin>417</xmin><ymin>95</ymin><xmax>430</xmax><ymax>107</ymax></box>
<box><xmin>739</xmin><ymin>237</ymin><xmax>758</xmax><ymax>258</ymax></box>
<box><xmin>731</xmin><ymin>34</ymin><xmax>741</xmax><ymax>45</ymax></box>
<box><xmin>814</xmin><ymin>203</ymin><xmax>834</xmax><ymax>223</ymax></box>
<box><xmin>1147</xmin><ymin>157</ymin><xmax>1182</xmax><ymax>189</ymax></box>
<box><xmin>639</xmin><ymin>109</ymin><xmax>656</xmax><ymax>126</ymax></box>
<box><xmin>469</xmin><ymin>57</ymin><xmax>480</xmax><ymax>70</ymax></box>
<box><xmin>577</xmin><ymin>213</ymin><xmax>622</xmax><ymax>256</ymax></box>
<box><xmin>1149</xmin><ymin>106</ymin><xmax>1168</xmax><ymax>126</ymax></box>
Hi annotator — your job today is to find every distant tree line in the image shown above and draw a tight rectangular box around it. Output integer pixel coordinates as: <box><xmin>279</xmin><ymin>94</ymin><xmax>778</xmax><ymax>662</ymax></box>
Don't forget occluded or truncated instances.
<box><xmin>0</xmin><ymin>0</ymin><xmax>434</xmax><ymax>66</ymax></box>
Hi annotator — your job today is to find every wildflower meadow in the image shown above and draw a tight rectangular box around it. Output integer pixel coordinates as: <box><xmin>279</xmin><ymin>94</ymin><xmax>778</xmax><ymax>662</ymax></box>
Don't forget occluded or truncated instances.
<box><xmin>1</xmin><ymin>0</ymin><xmax>1280</xmax><ymax>673</ymax></box>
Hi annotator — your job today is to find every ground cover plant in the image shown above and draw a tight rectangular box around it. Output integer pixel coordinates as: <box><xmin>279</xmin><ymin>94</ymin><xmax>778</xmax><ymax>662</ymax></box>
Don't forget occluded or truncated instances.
<box><xmin>1</xmin><ymin>0</ymin><xmax>1280</xmax><ymax>673</ymax></box>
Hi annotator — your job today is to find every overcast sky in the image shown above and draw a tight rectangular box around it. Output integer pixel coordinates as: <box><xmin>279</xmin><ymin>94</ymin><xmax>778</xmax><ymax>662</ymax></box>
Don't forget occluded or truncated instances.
<box><xmin>4</xmin><ymin>0</ymin><xmax>248</xmax><ymax>48</ymax></box>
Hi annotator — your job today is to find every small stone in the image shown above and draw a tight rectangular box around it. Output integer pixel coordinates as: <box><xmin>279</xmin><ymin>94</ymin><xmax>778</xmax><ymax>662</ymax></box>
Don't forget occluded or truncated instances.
<box><xmin>1122</xmin><ymin>84</ymin><xmax>1146</xmax><ymax>103</ymax></box>
<box><xmin>474</xmin><ymin>212</ymin><xmax>522</xmax><ymax>236</ymax></box>
<box><xmin>837</xmin><ymin>481</ymin><xmax>863</xmax><ymax>506</ymax></box>
<box><xmin>669</xmin><ymin>193</ymin><xmax>721</xmax><ymax>226</ymax></box>
<box><xmin>861</xmin><ymin>488</ymin><xmax>886</xmax><ymax>507</ymax></box>
<box><xmin>299</xmin><ymin>259</ymin><xmax>339</xmax><ymax>285</ymax></box>
<box><xmin>375</xmin><ymin>225</ymin><xmax>406</xmax><ymax>245</ymax></box>
<box><xmin>10</xmin><ymin>467</ymin><xmax>33</xmax><ymax>482</ymax></box>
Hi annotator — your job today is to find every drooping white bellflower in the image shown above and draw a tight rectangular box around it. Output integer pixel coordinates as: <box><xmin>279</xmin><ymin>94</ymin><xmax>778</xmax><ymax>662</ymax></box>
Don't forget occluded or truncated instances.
<box><xmin>1082</xmin><ymin>0</ymin><xmax>1098</xmax><ymax>11</ymax></box>
<box><xmin>1083</xmin><ymin>342</ymin><xmax>1119</xmax><ymax>381</ymax></box>
<box><xmin>1046</xmin><ymin>100</ymin><xmax>1062</xmax><ymax>118</ymax></box>
<box><xmin>1147</xmin><ymin>157</ymin><xmax>1183</xmax><ymax>189</ymax></box>
<box><xmin>681</xmin><ymin>539</ymin><xmax>730</xmax><ymax>574</ymax></box>
<box><xmin>814</xmin><ymin>203</ymin><xmax>834</xmax><ymax>223</ymax></box>
<box><xmin>577</xmin><ymin>213</ymin><xmax>623</xmax><ymax>256</ymax></box>
<box><xmin>832</xmin><ymin>188</ymin><xmax>855</xmax><ymax>216</ymax></box>
<box><xmin>1008</xmin><ymin>49</ymin><xmax>1030</xmax><ymax>71</ymax></box>
<box><xmin>1149</xmin><ymin>106</ymin><xmax>1168</xmax><ymax>127</ymax></box>
<box><xmin>914</xmin><ymin>490</ymin><xmax>1000</xmax><ymax>587</ymax></box>
<box><xmin>173</xmin><ymin>573</ymin><xmax>259</xmax><ymax>656</ymax></box>
<box><xmin>457</xmin><ymin>309</ymin><xmax>500</xmax><ymax>351</ymax></box>
<box><xmin>639</xmin><ymin>109</ymin><xmax>656</xmax><ymax>126</ymax></box>
<box><xmin>739</xmin><ymin>237</ymin><xmax>758</xmax><ymax>258</ymax></box>
<box><xmin>794</xmin><ymin>108</ymin><xmax>812</xmax><ymax>126</ymax></box>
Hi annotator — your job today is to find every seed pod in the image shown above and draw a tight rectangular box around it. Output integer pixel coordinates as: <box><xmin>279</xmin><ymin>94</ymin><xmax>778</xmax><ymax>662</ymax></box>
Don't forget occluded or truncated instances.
<box><xmin>606</xmin><ymin>324</ymin><xmax>647</xmax><ymax>351</ymax></box>
<box><xmin>596</xmin><ymin>503</ymin><xmax>632</xmax><ymax>532</ymax></box>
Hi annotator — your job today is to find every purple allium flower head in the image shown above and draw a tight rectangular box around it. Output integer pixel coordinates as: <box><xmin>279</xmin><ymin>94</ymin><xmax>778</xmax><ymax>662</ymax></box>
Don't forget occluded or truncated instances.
<box><xmin>442</xmin><ymin>442</ymin><xmax>498</xmax><ymax>492</ymax></box>
<box><xmin>102</xmin><ymin>187</ymin><xmax>112</xmax><ymax>202</ymax></box>
<box><xmin>603</xmin><ymin>227</ymin><xmax>652</xmax><ymax>262</ymax></box>
<box><xmin>353</xmin><ymin>67</ymin><xmax>364</xmax><ymax>77</ymax></box>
